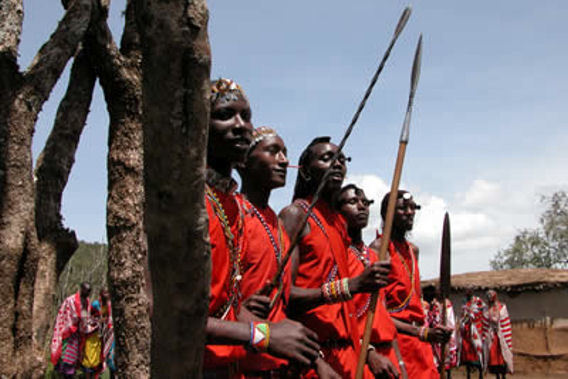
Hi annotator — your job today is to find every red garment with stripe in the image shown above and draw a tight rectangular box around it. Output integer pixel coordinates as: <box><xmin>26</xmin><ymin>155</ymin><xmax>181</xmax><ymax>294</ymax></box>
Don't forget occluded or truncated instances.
<box><xmin>237</xmin><ymin>198</ymin><xmax>291</xmax><ymax>372</ymax></box>
<box><xmin>204</xmin><ymin>186</ymin><xmax>246</xmax><ymax>369</ymax></box>
<box><xmin>294</xmin><ymin>199</ymin><xmax>370</xmax><ymax>378</ymax></box>
<box><xmin>381</xmin><ymin>237</ymin><xmax>438</xmax><ymax>379</ymax></box>
<box><xmin>347</xmin><ymin>242</ymin><xmax>400</xmax><ymax>374</ymax></box>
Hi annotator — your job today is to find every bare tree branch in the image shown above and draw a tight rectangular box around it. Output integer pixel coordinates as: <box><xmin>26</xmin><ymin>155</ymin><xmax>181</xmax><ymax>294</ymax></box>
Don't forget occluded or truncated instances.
<box><xmin>87</xmin><ymin>0</ymin><xmax>150</xmax><ymax>375</ymax></box>
<box><xmin>32</xmin><ymin>46</ymin><xmax>96</xmax><ymax>352</ymax></box>
<box><xmin>0</xmin><ymin>0</ymin><xmax>23</xmax><ymax>61</ymax></box>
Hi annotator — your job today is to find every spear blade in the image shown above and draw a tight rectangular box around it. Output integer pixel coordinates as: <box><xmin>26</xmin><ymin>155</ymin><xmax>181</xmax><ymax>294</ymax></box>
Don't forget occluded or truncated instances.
<box><xmin>264</xmin><ymin>6</ymin><xmax>413</xmax><ymax>299</ymax></box>
<box><xmin>400</xmin><ymin>34</ymin><xmax>423</xmax><ymax>143</ymax></box>
<box><xmin>440</xmin><ymin>212</ymin><xmax>451</xmax><ymax>300</ymax></box>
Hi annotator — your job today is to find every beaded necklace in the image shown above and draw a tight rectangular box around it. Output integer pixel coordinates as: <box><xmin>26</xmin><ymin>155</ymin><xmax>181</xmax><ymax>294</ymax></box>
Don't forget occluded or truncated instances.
<box><xmin>387</xmin><ymin>241</ymin><xmax>416</xmax><ymax>314</ymax></box>
<box><xmin>249</xmin><ymin>204</ymin><xmax>283</xmax><ymax>263</ymax></box>
<box><xmin>205</xmin><ymin>184</ymin><xmax>244</xmax><ymax>318</ymax></box>
<box><xmin>349</xmin><ymin>243</ymin><xmax>372</xmax><ymax>318</ymax></box>
<box><xmin>248</xmin><ymin>202</ymin><xmax>286</xmax><ymax>305</ymax></box>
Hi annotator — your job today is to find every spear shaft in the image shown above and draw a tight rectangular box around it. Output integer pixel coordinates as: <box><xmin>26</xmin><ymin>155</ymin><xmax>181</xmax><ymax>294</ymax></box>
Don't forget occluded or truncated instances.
<box><xmin>263</xmin><ymin>7</ymin><xmax>413</xmax><ymax>306</ymax></box>
<box><xmin>355</xmin><ymin>34</ymin><xmax>423</xmax><ymax>379</ymax></box>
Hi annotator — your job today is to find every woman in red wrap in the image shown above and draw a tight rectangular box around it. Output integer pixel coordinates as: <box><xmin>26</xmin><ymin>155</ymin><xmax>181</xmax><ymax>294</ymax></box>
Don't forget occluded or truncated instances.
<box><xmin>337</xmin><ymin>184</ymin><xmax>401</xmax><ymax>378</ymax></box>
<box><xmin>280</xmin><ymin>137</ymin><xmax>390</xmax><ymax>378</ymax></box>
<box><xmin>370</xmin><ymin>190</ymin><xmax>452</xmax><ymax>379</ymax></box>
<box><xmin>203</xmin><ymin>79</ymin><xmax>320</xmax><ymax>377</ymax></box>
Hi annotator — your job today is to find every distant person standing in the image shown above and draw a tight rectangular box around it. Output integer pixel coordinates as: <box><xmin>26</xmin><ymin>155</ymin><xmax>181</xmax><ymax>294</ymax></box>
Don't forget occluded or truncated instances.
<box><xmin>51</xmin><ymin>282</ymin><xmax>92</xmax><ymax>378</ymax></box>
<box><xmin>458</xmin><ymin>289</ymin><xmax>485</xmax><ymax>379</ymax></box>
<box><xmin>424</xmin><ymin>286</ymin><xmax>458</xmax><ymax>377</ymax></box>
<box><xmin>370</xmin><ymin>191</ymin><xmax>451</xmax><ymax>379</ymax></box>
<box><xmin>482</xmin><ymin>290</ymin><xmax>513</xmax><ymax>378</ymax></box>
<box><xmin>93</xmin><ymin>289</ymin><xmax>115</xmax><ymax>377</ymax></box>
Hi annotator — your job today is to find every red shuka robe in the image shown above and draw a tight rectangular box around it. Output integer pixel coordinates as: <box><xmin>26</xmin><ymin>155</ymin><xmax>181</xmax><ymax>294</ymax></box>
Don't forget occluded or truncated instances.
<box><xmin>347</xmin><ymin>242</ymin><xmax>400</xmax><ymax>373</ymax></box>
<box><xmin>203</xmin><ymin>184</ymin><xmax>246</xmax><ymax>369</ymax></box>
<box><xmin>237</xmin><ymin>197</ymin><xmax>291</xmax><ymax>372</ymax></box>
<box><xmin>294</xmin><ymin>199</ymin><xmax>371</xmax><ymax>378</ymax></box>
<box><xmin>382</xmin><ymin>237</ymin><xmax>438</xmax><ymax>379</ymax></box>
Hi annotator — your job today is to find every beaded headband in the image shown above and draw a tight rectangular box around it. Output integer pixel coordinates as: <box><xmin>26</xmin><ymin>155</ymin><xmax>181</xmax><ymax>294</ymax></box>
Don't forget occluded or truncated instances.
<box><xmin>210</xmin><ymin>78</ymin><xmax>247</xmax><ymax>105</ymax></box>
<box><xmin>247</xmin><ymin>126</ymin><xmax>278</xmax><ymax>155</ymax></box>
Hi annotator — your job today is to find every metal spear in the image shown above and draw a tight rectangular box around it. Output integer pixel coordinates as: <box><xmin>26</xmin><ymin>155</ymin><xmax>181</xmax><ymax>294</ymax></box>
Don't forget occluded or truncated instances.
<box><xmin>355</xmin><ymin>34</ymin><xmax>423</xmax><ymax>379</ymax></box>
<box><xmin>439</xmin><ymin>212</ymin><xmax>452</xmax><ymax>378</ymax></box>
<box><xmin>262</xmin><ymin>6</ymin><xmax>413</xmax><ymax>308</ymax></box>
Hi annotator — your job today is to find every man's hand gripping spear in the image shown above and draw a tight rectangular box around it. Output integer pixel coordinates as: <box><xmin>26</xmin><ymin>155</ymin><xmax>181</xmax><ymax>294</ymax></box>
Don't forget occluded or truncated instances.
<box><xmin>258</xmin><ymin>7</ymin><xmax>414</xmax><ymax>310</ymax></box>
<box><xmin>355</xmin><ymin>34</ymin><xmax>424</xmax><ymax>379</ymax></box>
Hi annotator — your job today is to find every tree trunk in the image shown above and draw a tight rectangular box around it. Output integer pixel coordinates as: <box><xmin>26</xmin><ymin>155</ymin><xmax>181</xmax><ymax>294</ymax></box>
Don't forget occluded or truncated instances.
<box><xmin>0</xmin><ymin>0</ymin><xmax>92</xmax><ymax>375</ymax></box>
<box><xmin>136</xmin><ymin>0</ymin><xmax>212</xmax><ymax>376</ymax></box>
<box><xmin>89</xmin><ymin>1</ymin><xmax>151</xmax><ymax>376</ymax></box>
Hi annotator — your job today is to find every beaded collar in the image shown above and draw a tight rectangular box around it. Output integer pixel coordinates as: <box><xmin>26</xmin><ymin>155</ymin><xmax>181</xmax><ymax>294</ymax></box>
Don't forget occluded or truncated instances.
<box><xmin>205</xmin><ymin>168</ymin><xmax>243</xmax><ymax>319</ymax></box>
<box><xmin>349</xmin><ymin>243</ymin><xmax>373</xmax><ymax>318</ymax></box>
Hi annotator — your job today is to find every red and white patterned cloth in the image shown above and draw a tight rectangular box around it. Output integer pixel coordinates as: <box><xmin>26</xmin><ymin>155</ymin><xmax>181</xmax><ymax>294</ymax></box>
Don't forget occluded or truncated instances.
<box><xmin>482</xmin><ymin>301</ymin><xmax>513</xmax><ymax>373</ymax></box>
<box><xmin>50</xmin><ymin>292</ymin><xmax>90</xmax><ymax>366</ymax></box>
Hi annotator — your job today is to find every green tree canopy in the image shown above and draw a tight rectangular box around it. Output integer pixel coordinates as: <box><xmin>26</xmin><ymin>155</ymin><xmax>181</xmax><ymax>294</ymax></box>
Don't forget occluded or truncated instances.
<box><xmin>491</xmin><ymin>191</ymin><xmax>568</xmax><ymax>270</ymax></box>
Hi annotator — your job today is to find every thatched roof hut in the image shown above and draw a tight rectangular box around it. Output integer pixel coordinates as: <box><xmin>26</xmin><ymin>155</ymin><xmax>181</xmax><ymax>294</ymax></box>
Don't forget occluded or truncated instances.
<box><xmin>422</xmin><ymin>268</ymin><xmax>568</xmax><ymax>293</ymax></box>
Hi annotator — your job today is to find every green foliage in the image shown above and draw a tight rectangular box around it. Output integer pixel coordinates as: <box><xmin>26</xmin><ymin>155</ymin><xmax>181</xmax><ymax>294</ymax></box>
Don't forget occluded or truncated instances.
<box><xmin>491</xmin><ymin>191</ymin><xmax>568</xmax><ymax>270</ymax></box>
<box><xmin>56</xmin><ymin>241</ymin><xmax>108</xmax><ymax>306</ymax></box>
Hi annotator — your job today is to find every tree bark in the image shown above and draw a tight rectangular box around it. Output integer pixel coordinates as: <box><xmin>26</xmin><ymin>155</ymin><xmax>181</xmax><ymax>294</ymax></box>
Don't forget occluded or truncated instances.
<box><xmin>0</xmin><ymin>0</ymin><xmax>92</xmax><ymax>375</ymax></box>
<box><xmin>136</xmin><ymin>0</ymin><xmax>212</xmax><ymax>376</ymax></box>
<box><xmin>88</xmin><ymin>0</ymin><xmax>151</xmax><ymax>376</ymax></box>
<box><xmin>32</xmin><ymin>46</ymin><xmax>96</xmax><ymax>355</ymax></box>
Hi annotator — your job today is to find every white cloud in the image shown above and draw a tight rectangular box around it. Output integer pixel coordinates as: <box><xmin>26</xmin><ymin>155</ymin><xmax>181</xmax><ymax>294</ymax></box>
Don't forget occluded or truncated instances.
<box><xmin>347</xmin><ymin>174</ymin><xmax>543</xmax><ymax>280</ymax></box>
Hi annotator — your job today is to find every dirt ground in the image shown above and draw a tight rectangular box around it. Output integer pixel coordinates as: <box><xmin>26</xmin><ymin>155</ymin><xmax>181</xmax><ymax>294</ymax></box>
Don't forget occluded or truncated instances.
<box><xmin>450</xmin><ymin>366</ymin><xmax>567</xmax><ymax>379</ymax></box>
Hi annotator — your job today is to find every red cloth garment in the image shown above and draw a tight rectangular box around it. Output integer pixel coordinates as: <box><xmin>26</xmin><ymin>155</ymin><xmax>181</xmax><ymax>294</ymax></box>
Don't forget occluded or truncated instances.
<box><xmin>458</xmin><ymin>296</ymin><xmax>485</xmax><ymax>366</ymax></box>
<box><xmin>294</xmin><ymin>199</ymin><xmax>370</xmax><ymax>378</ymax></box>
<box><xmin>396</xmin><ymin>333</ymin><xmax>439</xmax><ymax>379</ymax></box>
<box><xmin>347</xmin><ymin>242</ymin><xmax>400</xmax><ymax>374</ymax></box>
<box><xmin>51</xmin><ymin>292</ymin><xmax>89</xmax><ymax>366</ymax></box>
<box><xmin>381</xmin><ymin>236</ymin><xmax>438</xmax><ymax>378</ymax></box>
<box><xmin>237</xmin><ymin>197</ymin><xmax>291</xmax><ymax>373</ymax></box>
<box><xmin>204</xmin><ymin>183</ymin><xmax>247</xmax><ymax>369</ymax></box>
<box><xmin>482</xmin><ymin>302</ymin><xmax>513</xmax><ymax>373</ymax></box>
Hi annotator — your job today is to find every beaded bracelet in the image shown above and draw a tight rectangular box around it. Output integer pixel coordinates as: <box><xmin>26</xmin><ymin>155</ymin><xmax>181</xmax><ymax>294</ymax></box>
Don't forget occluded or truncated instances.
<box><xmin>249</xmin><ymin>322</ymin><xmax>270</xmax><ymax>352</ymax></box>
<box><xmin>321</xmin><ymin>278</ymin><xmax>353</xmax><ymax>303</ymax></box>
<box><xmin>418</xmin><ymin>326</ymin><xmax>429</xmax><ymax>342</ymax></box>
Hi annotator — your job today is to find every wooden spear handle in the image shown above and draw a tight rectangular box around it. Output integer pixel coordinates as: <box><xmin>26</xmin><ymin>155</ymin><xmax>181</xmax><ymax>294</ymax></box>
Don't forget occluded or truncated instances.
<box><xmin>355</xmin><ymin>143</ymin><xmax>407</xmax><ymax>379</ymax></box>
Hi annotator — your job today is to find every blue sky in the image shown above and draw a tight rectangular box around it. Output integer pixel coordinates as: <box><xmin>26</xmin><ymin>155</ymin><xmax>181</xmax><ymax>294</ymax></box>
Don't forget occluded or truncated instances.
<box><xmin>23</xmin><ymin>1</ymin><xmax>568</xmax><ymax>278</ymax></box>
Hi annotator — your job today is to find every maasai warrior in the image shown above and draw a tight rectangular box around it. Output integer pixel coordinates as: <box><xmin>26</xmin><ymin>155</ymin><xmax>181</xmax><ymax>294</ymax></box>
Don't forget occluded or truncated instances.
<box><xmin>93</xmin><ymin>289</ymin><xmax>115</xmax><ymax>377</ymax></box>
<box><xmin>204</xmin><ymin>79</ymin><xmax>320</xmax><ymax>377</ymax></box>
<box><xmin>337</xmin><ymin>184</ymin><xmax>401</xmax><ymax>378</ymax></box>
<box><xmin>458</xmin><ymin>288</ymin><xmax>485</xmax><ymax>379</ymax></box>
<box><xmin>482</xmin><ymin>290</ymin><xmax>513</xmax><ymax>378</ymax></box>
<box><xmin>280</xmin><ymin>137</ymin><xmax>389</xmax><ymax>378</ymax></box>
<box><xmin>369</xmin><ymin>191</ymin><xmax>452</xmax><ymax>379</ymax></box>
<box><xmin>51</xmin><ymin>282</ymin><xmax>92</xmax><ymax>378</ymax></box>
<box><xmin>423</xmin><ymin>286</ymin><xmax>458</xmax><ymax>377</ymax></box>
<box><xmin>237</xmin><ymin>126</ymin><xmax>338</xmax><ymax>378</ymax></box>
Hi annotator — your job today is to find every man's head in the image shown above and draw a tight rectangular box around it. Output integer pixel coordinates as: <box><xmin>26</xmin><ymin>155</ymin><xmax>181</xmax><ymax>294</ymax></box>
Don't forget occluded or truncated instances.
<box><xmin>100</xmin><ymin>288</ymin><xmax>110</xmax><ymax>302</ymax></box>
<box><xmin>422</xmin><ymin>284</ymin><xmax>437</xmax><ymax>303</ymax></box>
<box><xmin>380</xmin><ymin>190</ymin><xmax>421</xmax><ymax>233</ymax></box>
<box><xmin>293</xmin><ymin>137</ymin><xmax>349</xmax><ymax>200</ymax></box>
<box><xmin>486</xmin><ymin>289</ymin><xmax>497</xmax><ymax>304</ymax></box>
<box><xmin>208</xmin><ymin>78</ymin><xmax>254</xmax><ymax>165</ymax></box>
<box><xmin>80</xmin><ymin>282</ymin><xmax>91</xmax><ymax>299</ymax></box>
<box><xmin>240</xmin><ymin>127</ymin><xmax>289</xmax><ymax>191</ymax></box>
<box><xmin>337</xmin><ymin>184</ymin><xmax>373</xmax><ymax>231</ymax></box>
